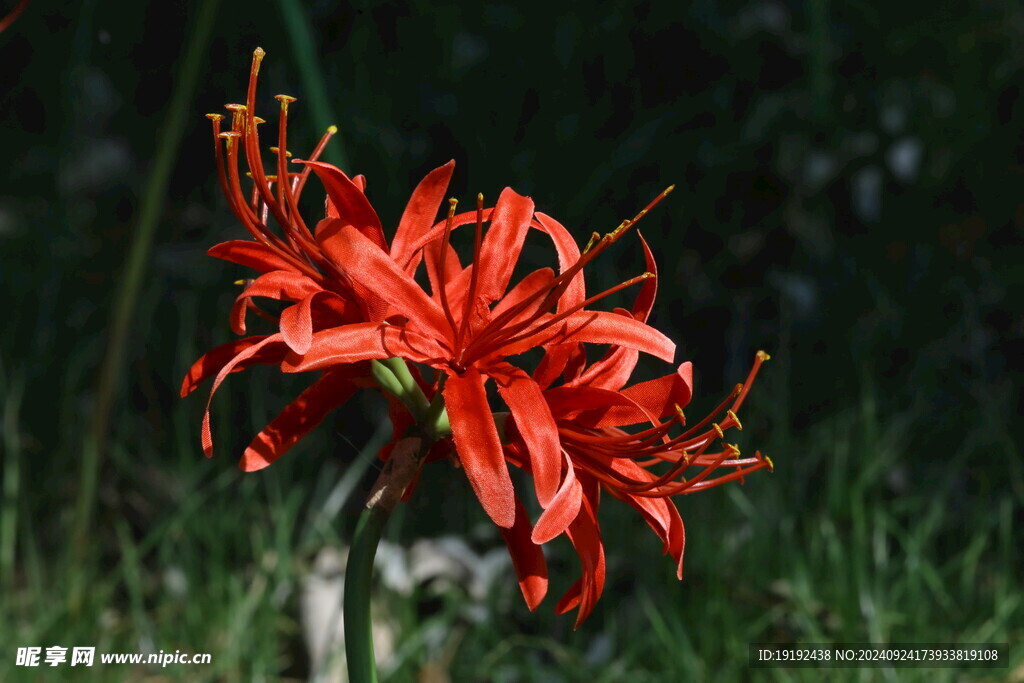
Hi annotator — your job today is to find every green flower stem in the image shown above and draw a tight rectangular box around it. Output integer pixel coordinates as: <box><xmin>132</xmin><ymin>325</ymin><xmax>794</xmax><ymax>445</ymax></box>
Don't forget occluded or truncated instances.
<box><xmin>344</xmin><ymin>437</ymin><xmax>428</xmax><ymax>682</ymax></box>
<box><xmin>344</xmin><ymin>504</ymin><xmax>388</xmax><ymax>683</ymax></box>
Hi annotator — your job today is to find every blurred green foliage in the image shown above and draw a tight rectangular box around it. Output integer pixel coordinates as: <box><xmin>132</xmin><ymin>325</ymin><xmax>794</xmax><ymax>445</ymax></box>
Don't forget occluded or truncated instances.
<box><xmin>0</xmin><ymin>0</ymin><xmax>1021</xmax><ymax>680</ymax></box>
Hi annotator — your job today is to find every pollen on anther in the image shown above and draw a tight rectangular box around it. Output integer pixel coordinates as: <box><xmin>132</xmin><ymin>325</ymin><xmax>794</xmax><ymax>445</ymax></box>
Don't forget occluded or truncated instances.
<box><xmin>225</xmin><ymin>103</ymin><xmax>246</xmax><ymax>112</ymax></box>
<box><xmin>206</xmin><ymin>113</ymin><xmax>224</xmax><ymax>121</ymax></box>
<box><xmin>757</xmin><ymin>350</ymin><xmax>771</xmax><ymax>362</ymax></box>
<box><xmin>327</xmin><ymin>125</ymin><xmax>338</xmax><ymax>134</ymax></box>
<box><xmin>727</xmin><ymin>409</ymin><xmax>743</xmax><ymax>430</ymax></box>
<box><xmin>275</xmin><ymin>94</ymin><xmax>297</xmax><ymax>103</ymax></box>
<box><xmin>712</xmin><ymin>423</ymin><xmax>724</xmax><ymax>439</ymax></box>
<box><xmin>269</xmin><ymin>147</ymin><xmax>292</xmax><ymax>157</ymax></box>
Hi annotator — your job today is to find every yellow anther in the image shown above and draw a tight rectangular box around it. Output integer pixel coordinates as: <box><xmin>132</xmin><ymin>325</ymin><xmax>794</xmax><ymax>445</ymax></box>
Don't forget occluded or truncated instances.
<box><xmin>269</xmin><ymin>147</ymin><xmax>292</xmax><ymax>158</ymax></box>
<box><xmin>727</xmin><ymin>409</ymin><xmax>743</xmax><ymax>430</ymax></box>
<box><xmin>327</xmin><ymin>125</ymin><xmax>338</xmax><ymax>134</ymax></box>
<box><xmin>447</xmin><ymin>197</ymin><xmax>458</xmax><ymax>217</ymax></box>
<box><xmin>712</xmin><ymin>423</ymin><xmax>724</xmax><ymax>439</ymax></box>
<box><xmin>640</xmin><ymin>271</ymin><xmax>655</xmax><ymax>279</ymax></box>
<box><xmin>275</xmin><ymin>94</ymin><xmax>297</xmax><ymax>103</ymax></box>
<box><xmin>673</xmin><ymin>403</ymin><xmax>686</xmax><ymax>425</ymax></box>
<box><xmin>582</xmin><ymin>231</ymin><xmax>601</xmax><ymax>254</ymax></box>
<box><xmin>233</xmin><ymin>279</ymin><xmax>254</xmax><ymax>287</ymax></box>
<box><xmin>206</xmin><ymin>113</ymin><xmax>224</xmax><ymax>121</ymax></box>
<box><xmin>477</xmin><ymin>192</ymin><xmax>484</xmax><ymax>203</ymax></box>
<box><xmin>763</xmin><ymin>455</ymin><xmax>775</xmax><ymax>471</ymax></box>
<box><xmin>662</xmin><ymin>184</ymin><xmax>676</xmax><ymax>197</ymax></box>
<box><xmin>757</xmin><ymin>350</ymin><xmax>771</xmax><ymax>362</ymax></box>
<box><xmin>253</xmin><ymin>46</ymin><xmax>266</xmax><ymax>59</ymax></box>
<box><xmin>726</xmin><ymin>443</ymin><xmax>741</xmax><ymax>457</ymax></box>
<box><xmin>218</xmin><ymin>131</ymin><xmax>241</xmax><ymax>139</ymax></box>
<box><xmin>252</xmin><ymin>116</ymin><xmax>267</xmax><ymax>125</ymax></box>
<box><xmin>225</xmin><ymin>103</ymin><xmax>246</xmax><ymax>112</ymax></box>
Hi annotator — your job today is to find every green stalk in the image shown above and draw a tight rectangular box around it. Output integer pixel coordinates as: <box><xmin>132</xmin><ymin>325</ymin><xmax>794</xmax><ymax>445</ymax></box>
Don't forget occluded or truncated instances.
<box><xmin>343</xmin><ymin>437</ymin><xmax>428</xmax><ymax>682</ymax></box>
<box><xmin>344</xmin><ymin>504</ymin><xmax>389</xmax><ymax>683</ymax></box>
<box><xmin>71</xmin><ymin>0</ymin><xmax>221</xmax><ymax>611</ymax></box>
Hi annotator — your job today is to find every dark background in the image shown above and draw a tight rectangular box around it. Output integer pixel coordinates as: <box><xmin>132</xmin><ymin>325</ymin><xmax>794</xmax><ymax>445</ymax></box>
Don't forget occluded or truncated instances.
<box><xmin>1</xmin><ymin>0</ymin><xmax>1021</xmax><ymax>680</ymax></box>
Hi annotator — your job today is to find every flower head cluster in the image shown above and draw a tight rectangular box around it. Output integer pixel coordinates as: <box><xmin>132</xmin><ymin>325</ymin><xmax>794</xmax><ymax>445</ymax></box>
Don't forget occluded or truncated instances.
<box><xmin>183</xmin><ymin>49</ymin><xmax>772</xmax><ymax>626</ymax></box>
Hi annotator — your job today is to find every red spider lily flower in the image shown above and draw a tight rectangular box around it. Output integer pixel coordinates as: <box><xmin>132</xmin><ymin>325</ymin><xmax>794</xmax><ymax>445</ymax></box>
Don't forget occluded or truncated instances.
<box><xmin>489</xmin><ymin>237</ymin><xmax>773</xmax><ymax>625</ymax></box>
<box><xmin>283</xmin><ymin>181</ymin><xmax>679</xmax><ymax>530</ymax></box>
<box><xmin>181</xmin><ymin>48</ymin><xmax>453</xmax><ymax>471</ymax></box>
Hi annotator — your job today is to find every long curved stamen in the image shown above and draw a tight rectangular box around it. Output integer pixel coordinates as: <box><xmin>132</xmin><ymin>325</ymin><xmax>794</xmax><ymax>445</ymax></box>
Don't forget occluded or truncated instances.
<box><xmin>436</xmin><ymin>198</ymin><xmax>460</xmax><ymax>338</ymax></box>
<box><xmin>294</xmin><ymin>125</ymin><xmax>338</xmax><ymax>199</ymax></box>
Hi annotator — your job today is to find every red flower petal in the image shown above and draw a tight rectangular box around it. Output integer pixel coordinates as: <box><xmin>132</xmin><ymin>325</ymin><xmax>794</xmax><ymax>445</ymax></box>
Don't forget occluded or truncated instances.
<box><xmin>443</xmin><ymin>369</ymin><xmax>516</xmax><ymax>528</ymax></box>
<box><xmin>391</xmin><ymin>160</ymin><xmax>455</xmax><ymax>270</ymax></box>
<box><xmin>616</xmin><ymin>362</ymin><xmax>694</xmax><ymax>422</ymax></box>
<box><xmin>475</xmin><ymin>188</ymin><xmax>535</xmax><ymax>305</ymax></box>
<box><xmin>237</xmin><ymin>270</ymin><xmax>322</xmax><ymax>303</ymax></box>
<box><xmin>566</xmin><ymin>235</ymin><xmax>658</xmax><ymax>390</ymax></box>
<box><xmin>240</xmin><ymin>368</ymin><xmax>362</xmax><ymax>471</ymax></box>
<box><xmin>492</xmin><ymin>363</ymin><xmax>561</xmax><ymax>507</ymax></box>
<box><xmin>499</xmin><ymin>494</ymin><xmax>549</xmax><ymax>610</ymax></box>
<box><xmin>531</xmin><ymin>453</ymin><xmax>582</xmax><ymax>544</ymax></box>
<box><xmin>180</xmin><ymin>335</ymin><xmax>287</xmax><ymax>398</ymax></box>
<box><xmin>279</xmin><ymin>293</ymin><xmax>319</xmax><ymax>355</ymax></box>
<box><xmin>303</xmin><ymin>160</ymin><xmax>387</xmax><ymax>251</ymax></box>
<box><xmin>554</xmin><ymin>481</ymin><xmax>606</xmax><ymax>628</ymax></box>
<box><xmin>281</xmin><ymin>322</ymin><xmax>447</xmax><ymax>372</ymax></box>
<box><xmin>201</xmin><ymin>335</ymin><xmax>287</xmax><ymax>458</ymax></box>
<box><xmin>532</xmin><ymin>212</ymin><xmax>586</xmax><ymax>313</ymax></box>
<box><xmin>501</xmin><ymin>310</ymin><xmax>676</xmax><ymax>363</ymax></box>
<box><xmin>318</xmin><ymin>225</ymin><xmax>453</xmax><ymax>343</ymax></box>
<box><xmin>207</xmin><ymin>240</ymin><xmax>298</xmax><ymax>274</ymax></box>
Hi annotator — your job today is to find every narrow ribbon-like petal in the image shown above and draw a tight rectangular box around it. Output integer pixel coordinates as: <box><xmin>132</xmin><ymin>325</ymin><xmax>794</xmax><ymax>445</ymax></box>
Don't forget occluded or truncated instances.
<box><xmin>391</xmin><ymin>160</ymin><xmax>455</xmax><ymax>269</ymax></box>
<box><xmin>303</xmin><ymin>160</ymin><xmax>387</xmax><ymax>251</ymax></box>
<box><xmin>281</xmin><ymin>323</ymin><xmax>447</xmax><ymax>372</ymax></box>
<box><xmin>530</xmin><ymin>453</ymin><xmax>582</xmax><ymax>544</ymax></box>
<box><xmin>240</xmin><ymin>369</ymin><xmax>361</xmax><ymax>471</ymax></box>
<box><xmin>500</xmin><ymin>310</ymin><xmax>676</xmax><ymax>363</ymax></box>
<box><xmin>492</xmin><ymin>363</ymin><xmax>561</xmax><ymax>507</ymax></box>
<box><xmin>207</xmin><ymin>240</ymin><xmax>298</xmax><ymax>274</ymax></box>
<box><xmin>474</xmin><ymin>187</ymin><xmax>535</xmax><ymax>305</ymax></box>
<box><xmin>201</xmin><ymin>335</ymin><xmax>286</xmax><ymax>458</ymax></box>
<box><xmin>499</xmin><ymin>494</ymin><xmax>549</xmax><ymax>610</ymax></box>
<box><xmin>180</xmin><ymin>336</ymin><xmax>287</xmax><ymax>397</ymax></box>
<box><xmin>443</xmin><ymin>369</ymin><xmax>516</xmax><ymax>528</ymax></box>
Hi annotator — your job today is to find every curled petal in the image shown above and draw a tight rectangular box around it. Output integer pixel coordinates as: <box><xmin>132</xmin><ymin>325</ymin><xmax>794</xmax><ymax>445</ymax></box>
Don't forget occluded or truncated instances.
<box><xmin>180</xmin><ymin>336</ymin><xmax>287</xmax><ymax>397</ymax></box>
<box><xmin>201</xmin><ymin>335</ymin><xmax>287</xmax><ymax>458</ymax></box>
<box><xmin>531</xmin><ymin>453</ymin><xmax>582</xmax><ymax>544</ymax></box>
